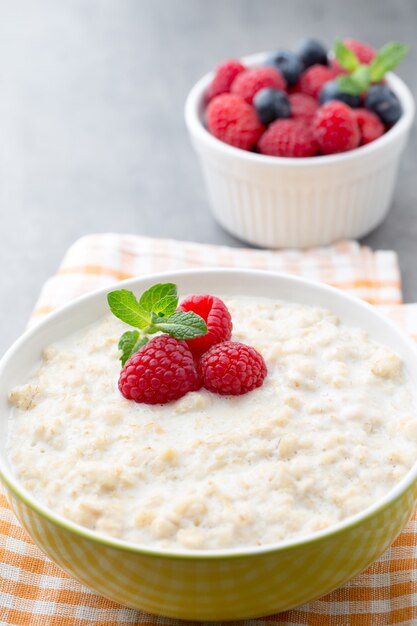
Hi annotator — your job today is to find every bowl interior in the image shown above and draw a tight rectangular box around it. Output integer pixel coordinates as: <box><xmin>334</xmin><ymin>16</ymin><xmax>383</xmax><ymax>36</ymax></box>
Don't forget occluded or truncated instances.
<box><xmin>2</xmin><ymin>268</ymin><xmax>417</xmax><ymax>556</ymax></box>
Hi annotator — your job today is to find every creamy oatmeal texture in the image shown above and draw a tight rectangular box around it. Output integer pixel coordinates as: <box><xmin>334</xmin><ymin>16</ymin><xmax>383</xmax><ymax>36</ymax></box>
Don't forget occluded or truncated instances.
<box><xmin>7</xmin><ymin>297</ymin><xmax>417</xmax><ymax>550</ymax></box>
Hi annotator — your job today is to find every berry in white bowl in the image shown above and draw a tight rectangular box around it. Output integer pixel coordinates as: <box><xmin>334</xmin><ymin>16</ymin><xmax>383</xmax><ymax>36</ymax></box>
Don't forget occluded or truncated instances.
<box><xmin>185</xmin><ymin>38</ymin><xmax>414</xmax><ymax>248</ymax></box>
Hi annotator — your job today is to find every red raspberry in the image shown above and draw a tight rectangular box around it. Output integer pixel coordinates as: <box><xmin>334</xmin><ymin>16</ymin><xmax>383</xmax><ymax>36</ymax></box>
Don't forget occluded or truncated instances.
<box><xmin>178</xmin><ymin>294</ymin><xmax>232</xmax><ymax>359</ymax></box>
<box><xmin>198</xmin><ymin>341</ymin><xmax>267</xmax><ymax>396</ymax></box>
<box><xmin>299</xmin><ymin>64</ymin><xmax>334</xmax><ymax>98</ymax></box>
<box><xmin>231</xmin><ymin>67</ymin><xmax>286</xmax><ymax>104</ymax></box>
<box><xmin>258</xmin><ymin>119</ymin><xmax>318</xmax><ymax>158</ymax></box>
<box><xmin>313</xmin><ymin>101</ymin><xmax>360</xmax><ymax>154</ymax></box>
<box><xmin>207</xmin><ymin>59</ymin><xmax>246</xmax><ymax>100</ymax></box>
<box><xmin>206</xmin><ymin>94</ymin><xmax>264</xmax><ymax>151</ymax></box>
<box><xmin>289</xmin><ymin>93</ymin><xmax>319</xmax><ymax>123</ymax></box>
<box><xmin>354</xmin><ymin>108</ymin><xmax>384</xmax><ymax>145</ymax></box>
<box><xmin>118</xmin><ymin>335</ymin><xmax>199</xmax><ymax>405</ymax></box>
<box><xmin>344</xmin><ymin>38</ymin><xmax>376</xmax><ymax>64</ymax></box>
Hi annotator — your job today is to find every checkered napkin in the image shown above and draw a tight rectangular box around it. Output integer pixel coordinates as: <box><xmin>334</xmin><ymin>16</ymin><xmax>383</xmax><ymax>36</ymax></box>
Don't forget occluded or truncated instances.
<box><xmin>1</xmin><ymin>234</ymin><xmax>417</xmax><ymax>626</ymax></box>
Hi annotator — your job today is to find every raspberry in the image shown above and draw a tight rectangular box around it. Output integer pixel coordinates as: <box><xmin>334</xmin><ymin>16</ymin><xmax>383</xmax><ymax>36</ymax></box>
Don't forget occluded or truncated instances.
<box><xmin>178</xmin><ymin>294</ymin><xmax>233</xmax><ymax>359</ymax></box>
<box><xmin>198</xmin><ymin>341</ymin><xmax>267</xmax><ymax>396</ymax></box>
<box><xmin>344</xmin><ymin>38</ymin><xmax>376</xmax><ymax>64</ymax></box>
<box><xmin>206</xmin><ymin>94</ymin><xmax>264</xmax><ymax>151</ymax></box>
<box><xmin>231</xmin><ymin>67</ymin><xmax>286</xmax><ymax>104</ymax></box>
<box><xmin>258</xmin><ymin>119</ymin><xmax>318</xmax><ymax>158</ymax></box>
<box><xmin>299</xmin><ymin>64</ymin><xmax>334</xmax><ymax>99</ymax></box>
<box><xmin>313</xmin><ymin>101</ymin><xmax>360</xmax><ymax>154</ymax></box>
<box><xmin>354</xmin><ymin>108</ymin><xmax>384</xmax><ymax>145</ymax></box>
<box><xmin>289</xmin><ymin>93</ymin><xmax>319</xmax><ymax>123</ymax></box>
<box><xmin>207</xmin><ymin>59</ymin><xmax>246</xmax><ymax>101</ymax></box>
<box><xmin>118</xmin><ymin>335</ymin><xmax>199</xmax><ymax>405</ymax></box>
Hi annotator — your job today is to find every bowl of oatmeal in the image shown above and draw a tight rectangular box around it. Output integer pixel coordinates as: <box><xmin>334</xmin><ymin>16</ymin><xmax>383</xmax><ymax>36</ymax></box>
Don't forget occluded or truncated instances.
<box><xmin>1</xmin><ymin>269</ymin><xmax>417</xmax><ymax>620</ymax></box>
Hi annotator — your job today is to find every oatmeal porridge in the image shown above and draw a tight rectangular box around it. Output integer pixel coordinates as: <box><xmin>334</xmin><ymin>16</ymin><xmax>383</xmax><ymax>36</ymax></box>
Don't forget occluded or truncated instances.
<box><xmin>7</xmin><ymin>296</ymin><xmax>417</xmax><ymax>550</ymax></box>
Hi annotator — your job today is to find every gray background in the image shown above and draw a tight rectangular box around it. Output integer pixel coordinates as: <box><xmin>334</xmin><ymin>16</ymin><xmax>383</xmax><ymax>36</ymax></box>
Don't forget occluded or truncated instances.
<box><xmin>0</xmin><ymin>0</ymin><xmax>415</xmax><ymax>355</ymax></box>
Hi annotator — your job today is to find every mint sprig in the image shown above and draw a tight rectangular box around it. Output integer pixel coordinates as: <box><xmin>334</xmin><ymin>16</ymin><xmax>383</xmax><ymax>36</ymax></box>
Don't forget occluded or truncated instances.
<box><xmin>369</xmin><ymin>42</ymin><xmax>409</xmax><ymax>82</ymax></box>
<box><xmin>338</xmin><ymin>65</ymin><xmax>371</xmax><ymax>95</ymax></box>
<box><xmin>334</xmin><ymin>39</ymin><xmax>360</xmax><ymax>72</ymax></box>
<box><xmin>334</xmin><ymin>39</ymin><xmax>408</xmax><ymax>96</ymax></box>
<box><xmin>107</xmin><ymin>283</ymin><xmax>208</xmax><ymax>365</ymax></box>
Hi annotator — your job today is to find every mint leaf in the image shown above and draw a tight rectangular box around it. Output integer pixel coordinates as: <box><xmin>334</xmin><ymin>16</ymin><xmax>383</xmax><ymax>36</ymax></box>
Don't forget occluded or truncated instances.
<box><xmin>351</xmin><ymin>65</ymin><xmax>371</xmax><ymax>91</ymax></box>
<box><xmin>139</xmin><ymin>283</ymin><xmax>178</xmax><ymax>317</ymax></box>
<box><xmin>118</xmin><ymin>331</ymin><xmax>148</xmax><ymax>366</ymax></box>
<box><xmin>334</xmin><ymin>39</ymin><xmax>360</xmax><ymax>71</ymax></box>
<box><xmin>337</xmin><ymin>74</ymin><xmax>363</xmax><ymax>96</ymax></box>
<box><xmin>107</xmin><ymin>283</ymin><xmax>208</xmax><ymax>368</ymax></box>
<box><xmin>152</xmin><ymin>311</ymin><xmax>208</xmax><ymax>340</ymax></box>
<box><xmin>337</xmin><ymin>65</ymin><xmax>371</xmax><ymax>95</ymax></box>
<box><xmin>370</xmin><ymin>42</ymin><xmax>408</xmax><ymax>82</ymax></box>
<box><xmin>107</xmin><ymin>290</ymin><xmax>152</xmax><ymax>329</ymax></box>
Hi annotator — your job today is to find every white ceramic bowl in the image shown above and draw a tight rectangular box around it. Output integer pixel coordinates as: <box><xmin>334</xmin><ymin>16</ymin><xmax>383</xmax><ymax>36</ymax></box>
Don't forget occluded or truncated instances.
<box><xmin>185</xmin><ymin>53</ymin><xmax>415</xmax><ymax>248</ymax></box>
<box><xmin>1</xmin><ymin>269</ymin><xmax>417</xmax><ymax>619</ymax></box>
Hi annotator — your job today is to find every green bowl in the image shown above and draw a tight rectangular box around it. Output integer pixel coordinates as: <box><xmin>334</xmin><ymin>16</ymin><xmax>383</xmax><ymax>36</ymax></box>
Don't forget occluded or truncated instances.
<box><xmin>1</xmin><ymin>270</ymin><xmax>417</xmax><ymax>619</ymax></box>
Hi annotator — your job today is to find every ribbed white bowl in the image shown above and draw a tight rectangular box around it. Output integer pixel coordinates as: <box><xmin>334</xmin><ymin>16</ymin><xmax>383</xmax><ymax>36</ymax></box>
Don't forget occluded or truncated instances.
<box><xmin>185</xmin><ymin>53</ymin><xmax>414</xmax><ymax>248</ymax></box>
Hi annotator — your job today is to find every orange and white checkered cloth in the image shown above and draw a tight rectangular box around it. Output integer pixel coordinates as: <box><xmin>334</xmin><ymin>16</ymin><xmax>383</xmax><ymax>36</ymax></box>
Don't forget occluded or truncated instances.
<box><xmin>1</xmin><ymin>233</ymin><xmax>417</xmax><ymax>626</ymax></box>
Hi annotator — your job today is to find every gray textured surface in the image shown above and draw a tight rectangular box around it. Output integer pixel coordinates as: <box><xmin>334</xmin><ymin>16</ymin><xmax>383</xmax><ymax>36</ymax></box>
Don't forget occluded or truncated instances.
<box><xmin>0</xmin><ymin>0</ymin><xmax>416</xmax><ymax>355</ymax></box>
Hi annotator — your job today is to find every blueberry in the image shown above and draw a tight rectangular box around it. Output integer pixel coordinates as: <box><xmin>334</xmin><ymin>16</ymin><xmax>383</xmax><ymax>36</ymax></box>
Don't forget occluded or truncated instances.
<box><xmin>364</xmin><ymin>85</ymin><xmax>402</xmax><ymax>125</ymax></box>
<box><xmin>253</xmin><ymin>88</ymin><xmax>291</xmax><ymax>125</ymax></box>
<box><xmin>297</xmin><ymin>38</ymin><xmax>329</xmax><ymax>69</ymax></box>
<box><xmin>264</xmin><ymin>50</ymin><xmax>302</xmax><ymax>86</ymax></box>
<box><xmin>319</xmin><ymin>80</ymin><xmax>361</xmax><ymax>108</ymax></box>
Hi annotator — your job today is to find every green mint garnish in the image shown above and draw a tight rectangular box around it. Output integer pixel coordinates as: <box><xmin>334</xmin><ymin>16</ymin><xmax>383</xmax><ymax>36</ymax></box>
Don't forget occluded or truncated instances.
<box><xmin>334</xmin><ymin>39</ymin><xmax>360</xmax><ymax>72</ymax></box>
<box><xmin>338</xmin><ymin>65</ymin><xmax>371</xmax><ymax>96</ymax></box>
<box><xmin>369</xmin><ymin>42</ymin><xmax>409</xmax><ymax>82</ymax></box>
<box><xmin>118</xmin><ymin>331</ymin><xmax>148</xmax><ymax>366</ymax></box>
<box><xmin>107</xmin><ymin>289</ymin><xmax>152</xmax><ymax>329</ymax></box>
<box><xmin>334</xmin><ymin>39</ymin><xmax>408</xmax><ymax>96</ymax></box>
<box><xmin>107</xmin><ymin>283</ymin><xmax>208</xmax><ymax>365</ymax></box>
<box><xmin>139</xmin><ymin>282</ymin><xmax>178</xmax><ymax>317</ymax></box>
<box><xmin>152</xmin><ymin>310</ymin><xmax>208</xmax><ymax>340</ymax></box>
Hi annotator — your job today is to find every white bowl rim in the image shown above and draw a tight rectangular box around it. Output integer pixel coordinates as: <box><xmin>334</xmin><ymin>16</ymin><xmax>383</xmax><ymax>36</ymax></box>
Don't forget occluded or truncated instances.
<box><xmin>185</xmin><ymin>51</ymin><xmax>415</xmax><ymax>167</ymax></box>
<box><xmin>1</xmin><ymin>268</ymin><xmax>417</xmax><ymax>560</ymax></box>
